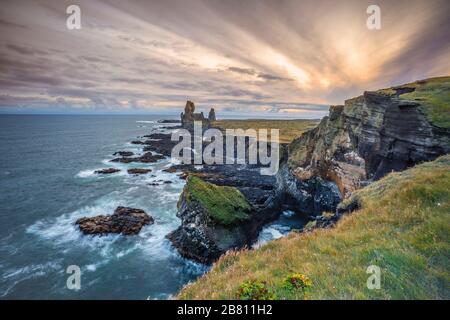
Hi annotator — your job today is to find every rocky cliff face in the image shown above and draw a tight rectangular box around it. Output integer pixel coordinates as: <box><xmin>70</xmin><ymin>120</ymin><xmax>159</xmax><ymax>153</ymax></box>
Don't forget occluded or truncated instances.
<box><xmin>167</xmin><ymin>176</ymin><xmax>279</xmax><ymax>263</ymax></box>
<box><xmin>277</xmin><ymin>77</ymin><xmax>450</xmax><ymax>214</ymax></box>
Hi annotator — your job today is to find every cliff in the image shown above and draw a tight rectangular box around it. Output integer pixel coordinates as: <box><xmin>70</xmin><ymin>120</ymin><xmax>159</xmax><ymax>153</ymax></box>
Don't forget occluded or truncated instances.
<box><xmin>167</xmin><ymin>176</ymin><xmax>278</xmax><ymax>263</ymax></box>
<box><xmin>178</xmin><ymin>155</ymin><xmax>450</xmax><ymax>299</ymax></box>
<box><xmin>278</xmin><ymin>77</ymin><xmax>450</xmax><ymax>213</ymax></box>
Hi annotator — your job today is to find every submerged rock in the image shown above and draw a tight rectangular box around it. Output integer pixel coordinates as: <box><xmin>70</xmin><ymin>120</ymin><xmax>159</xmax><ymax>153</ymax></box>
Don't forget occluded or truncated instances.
<box><xmin>113</xmin><ymin>151</ymin><xmax>134</xmax><ymax>157</ymax></box>
<box><xmin>127</xmin><ymin>168</ymin><xmax>152</xmax><ymax>175</ymax></box>
<box><xmin>163</xmin><ymin>167</ymin><xmax>178</xmax><ymax>173</ymax></box>
<box><xmin>76</xmin><ymin>206</ymin><xmax>153</xmax><ymax>235</ymax></box>
<box><xmin>111</xmin><ymin>152</ymin><xmax>165</xmax><ymax>164</ymax></box>
<box><xmin>94</xmin><ymin>168</ymin><xmax>120</xmax><ymax>174</ymax></box>
<box><xmin>143</xmin><ymin>133</ymin><xmax>172</xmax><ymax>140</ymax></box>
<box><xmin>157</xmin><ymin>119</ymin><xmax>181</xmax><ymax>124</ymax></box>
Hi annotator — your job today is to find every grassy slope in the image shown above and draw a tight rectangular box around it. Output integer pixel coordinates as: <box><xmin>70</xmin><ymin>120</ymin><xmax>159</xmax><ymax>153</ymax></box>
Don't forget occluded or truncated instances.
<box><xmin>182</xmin><ymin>176</ymin><xmax>251</xmax><ymax>226</ymax></box>
<box><xmin>212</xmin><ymin>119</ymin><xmax>320</xmax><ymax>144</ymax></box>
<box><xmin>179</xmin><ymin>155</ymin><xmax>450</xmax><ymax>299</ymax></box>
<box><xmin>378</xmin><ymin>76</ymin><xmax>450</xmax><ymax>129</ymax></box>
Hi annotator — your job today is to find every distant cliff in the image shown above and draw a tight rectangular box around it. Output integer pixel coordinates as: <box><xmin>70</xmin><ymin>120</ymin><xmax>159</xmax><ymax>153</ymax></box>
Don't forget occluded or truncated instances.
<box><xmin>277</xmin><ymin>77</ymin><xmax>450</xmax><ymax>214</ymax></box>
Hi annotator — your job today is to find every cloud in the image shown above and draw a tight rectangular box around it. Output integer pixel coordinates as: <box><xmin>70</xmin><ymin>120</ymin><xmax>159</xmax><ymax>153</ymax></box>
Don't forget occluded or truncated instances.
<box><xmin>0</xmin><ymin>0</ymin><xmax>449</xmax><ymax>116</ymax></box>
<box><xmin>227</xmin><ymin>67</ymin><xmax>292</xmax><ymax>82</ymax></box>
<box><xmin>0</xmin><ymin>18</ymin><xmax>28</xmax><ymax>29</ymax></box>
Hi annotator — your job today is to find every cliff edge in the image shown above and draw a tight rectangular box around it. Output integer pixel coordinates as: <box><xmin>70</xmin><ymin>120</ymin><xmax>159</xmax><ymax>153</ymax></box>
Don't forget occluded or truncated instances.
<box><xmin>277</xmin><ymin>77</ymin><xmax>450</xmax><ymax>214</ymax></box>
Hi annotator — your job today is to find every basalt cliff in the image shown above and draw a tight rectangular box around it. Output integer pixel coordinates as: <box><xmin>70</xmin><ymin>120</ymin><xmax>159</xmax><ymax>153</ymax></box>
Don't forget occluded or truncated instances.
<box><xmin>277</xmin><ymin>77</ymin><xmax>450</xmax><ymax>215</ymax></box>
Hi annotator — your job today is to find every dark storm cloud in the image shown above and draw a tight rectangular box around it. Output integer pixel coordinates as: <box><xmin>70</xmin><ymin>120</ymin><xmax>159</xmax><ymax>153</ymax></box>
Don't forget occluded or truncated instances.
<box><xmin>227</xmin><ymin>67</ymin><xmax>292</xmax><ymax>82</ymax></box>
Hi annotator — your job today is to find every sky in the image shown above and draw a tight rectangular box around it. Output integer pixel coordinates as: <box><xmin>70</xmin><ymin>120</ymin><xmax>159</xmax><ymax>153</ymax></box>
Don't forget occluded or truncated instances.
<box><xmin>0</xmin><ymin>0</ymin><xmax>449</xmax><ymax>117</ymax></box>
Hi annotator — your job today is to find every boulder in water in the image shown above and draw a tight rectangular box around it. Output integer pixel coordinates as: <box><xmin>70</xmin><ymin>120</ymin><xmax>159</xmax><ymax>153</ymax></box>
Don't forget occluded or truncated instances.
<box><xmin>76</xmin><ymin>206</ymin><xmax>154</xmax><ymax>236</ymax></box>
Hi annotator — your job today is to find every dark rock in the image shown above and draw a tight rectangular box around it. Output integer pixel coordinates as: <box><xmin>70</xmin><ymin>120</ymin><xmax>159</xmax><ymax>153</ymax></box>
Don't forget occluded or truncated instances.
<box><xmin>158</xmin><ymin>119</ymin><xmax>181</xmax><ymax>123</ymax></box>
<box><xmin>136</xmin><ymin>152</ymin><xmax>165</xmax><ymax>163</ymax></box>
<box><xmin>76</xmin><ymin>206</ymin><xmax>153</xmax><ymax>235</ymax></box>
<box><xmin>278</xmin><ymin>78</ymin><xmax>450</xmax><ymax>216</ymax></box>
<box><xmin>171</xmin><ymin>163</ymin><xmax>276</xmax><ymax>206</ymax></box>
<box><xmin>111</xmin><ymin>152</ymin><xmax>165</xmax><ymax>164</ymax></box>
<box><xmin>180</xmin><ymin>100</ymin><xmax>215</xmax><ymax>129</ymax></box>
<box><xmin>143</xmin><ymin>133</ymin><xmax>171</xmax><ymax>140</ymax></box>
<box><xmin>94</xmin><ymin>168</ymin><xmax>120</xmax><ymax>174</ymax></box>
<box><xmin>167</xmin><ymin>176</ymin><xmax>280</xmax><ymax>264</ymax></box>
<box><xmin>127</xmin><ymin>168</ymin><xmax>152</xmax><ymax>175</ymax></box>
<box><xmin>113</xmin><ymin>151</ymin><xmax>134</xmax><ymax>157</ymax></box>
<box><xmin>208</xmin><ymin>108</ymin><xmax>216</xmax><ymax>121</ymax></box>
<box><xmin>142</xmin><ymin>135</ymin><xmax>178</xmax><ymax>157</ymax></box>
<box><xmin>276</xmin><ymin>165</ymin><xmax>341</xmax><ymax>216</ymax></box>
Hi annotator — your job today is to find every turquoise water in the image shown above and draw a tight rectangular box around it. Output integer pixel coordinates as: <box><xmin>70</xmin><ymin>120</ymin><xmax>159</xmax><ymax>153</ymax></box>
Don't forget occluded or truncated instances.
<box><xmin>0</xmin><ymin>115</ymin><xmax>207</xmax><ymax>299</ymax></box>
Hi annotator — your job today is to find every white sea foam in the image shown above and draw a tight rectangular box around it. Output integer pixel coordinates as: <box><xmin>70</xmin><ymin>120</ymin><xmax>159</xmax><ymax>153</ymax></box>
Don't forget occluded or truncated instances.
<box><xmin>283</xmin><ymin>210</ymin><xmax>295</xmax><ymax>217</ymax></box>
<box><xmin>253</xmin><ymin>224</ymin><xmax>292</xmax><ymax>248</ymax></box>
<box><xmin>76</xmin><ymin>169</ymin><xmax>97</xmax><ymax>178</ymax></box>
<box><xmin>86</xmin><ymin>264</ymin><xmax>97</xmax><ymax>272</ymax></box>
<box><xmin>0</xmin><ymin>261</ymin><xmax>63</xmax><ymax>297</ymax></box>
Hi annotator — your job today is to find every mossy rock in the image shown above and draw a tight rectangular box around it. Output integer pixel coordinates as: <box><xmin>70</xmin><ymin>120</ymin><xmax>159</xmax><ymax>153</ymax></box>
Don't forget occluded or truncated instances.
<box><xmin>182</xmin><ymin>176</ymin><xmax>252</xmax><ymax>226</ymax></box>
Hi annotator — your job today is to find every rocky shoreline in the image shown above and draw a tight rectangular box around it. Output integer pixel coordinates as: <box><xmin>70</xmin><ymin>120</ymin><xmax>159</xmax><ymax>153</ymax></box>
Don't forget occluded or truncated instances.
<box><xmin>75</xmin><ymin>78</ymin><xmax>450</xmax><ymax>265</ymax></box>
<box><xmin>74</xmin><ymin>101</ymin><xmax>291</xmax><ymax>263</ymax></box>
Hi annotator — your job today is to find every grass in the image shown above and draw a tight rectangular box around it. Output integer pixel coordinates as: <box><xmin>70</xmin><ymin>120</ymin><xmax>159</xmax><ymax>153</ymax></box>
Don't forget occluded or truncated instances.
<box><xmin>212</xmin><ymin>119</ymin><xmax>320</xmax><ymax>144</ymax></box>
<box><xmin>182</xmin><ymin>176</ymin><xmax>252</xmax><ymax>226</ymax></box>
<box><xmin>377</xmin><ymin>76</ymin><xmax>450</xmax><ymax>129</ymax></box>
<box><xmin>178</xmin><ymin>155</ymin><xmax>450</xmax><ymax>299</ymax></box>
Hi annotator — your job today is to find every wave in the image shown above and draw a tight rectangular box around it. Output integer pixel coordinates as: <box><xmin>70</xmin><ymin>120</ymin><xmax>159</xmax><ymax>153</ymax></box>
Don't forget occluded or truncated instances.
<box><xmin>0</xmin><ymin>260</ymin><xmax>63</xmax><ymax>297</ymax></box>
<box><xmin>253</xmin><ymin>224</ymin><xmax>291</xmax><ymax>248</ymax></box>
<box><xmin>136</xmin><ymin>120</ymin><xmax>157</xmax><ymax>124</ymax></box>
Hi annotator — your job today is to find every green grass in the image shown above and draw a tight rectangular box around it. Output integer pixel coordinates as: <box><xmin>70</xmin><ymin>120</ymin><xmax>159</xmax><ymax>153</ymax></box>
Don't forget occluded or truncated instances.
<box><xmin>378</xmin><ymin>76</ymin><xmax>450</xmax><ymax>129</ymax></box>
<box><xmin>212</xmin><ymin>119</ymin><xmax>320</xmax><ymax>144</ymax></box>
<box><xmin>182</xmin><ymin>176</ymin><xmax>252</xmax><ymax>226</ymax></box>
<box><xmin>178</xmin><ymin>155</ymin><xmax>450</xmax><ymax>299</ymax></box>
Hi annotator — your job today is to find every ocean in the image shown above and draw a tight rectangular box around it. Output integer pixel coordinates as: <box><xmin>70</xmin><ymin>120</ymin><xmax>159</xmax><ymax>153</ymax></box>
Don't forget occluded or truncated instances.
<box><xmin>0</xmin><ymin>114</ymin><xmax>303</xmax><ymax>299</ymax></box>
<box><xmin>0</xmin><ymin>114</ymin><xmax>210</xmax><ymax>299</ymax></box>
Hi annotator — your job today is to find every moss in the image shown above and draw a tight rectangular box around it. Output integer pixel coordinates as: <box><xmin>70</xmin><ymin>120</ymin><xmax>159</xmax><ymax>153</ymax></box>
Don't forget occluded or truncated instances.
<box><xmin>378</xmin><ymin>76</ymin><xmax>450</xmax><ymax>129</ymax></box>
<box><xmin>184</xmin><ymin>176</ymin><xmax>251</xmax><ymax>226</ymax></box>
<box><xmin>178</xmin><ymin>155</ymin><xmax>450</xmax><ymax>299</ymax></box>
<box><xmin>303</xmin><ymin>220</ymin><xmax>317</xmax><ymax>231</ymax></box>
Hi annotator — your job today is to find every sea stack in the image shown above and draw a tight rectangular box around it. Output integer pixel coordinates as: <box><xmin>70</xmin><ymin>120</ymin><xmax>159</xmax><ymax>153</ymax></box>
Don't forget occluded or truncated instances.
<box><xmin>180</xmin><ymin>100</ymin><xmax>215</xmax><ymax>129</ymax></box>
<box><xmin>208</xmin><ymin>108</ymin><xmax>216</xmax><ymax>121</ymax></box>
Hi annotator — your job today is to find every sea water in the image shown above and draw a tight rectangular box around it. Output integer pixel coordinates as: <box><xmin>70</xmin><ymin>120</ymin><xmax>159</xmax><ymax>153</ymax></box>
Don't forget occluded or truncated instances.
<box><xmin>0</xmin><ymin>114</ymin><xmax>304</xmax><ymax>299</ymax></box>
<box><xmin>0</xmin><ymin>115</ymin><xmax>207</xmax><ymax>299</ymax></box>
